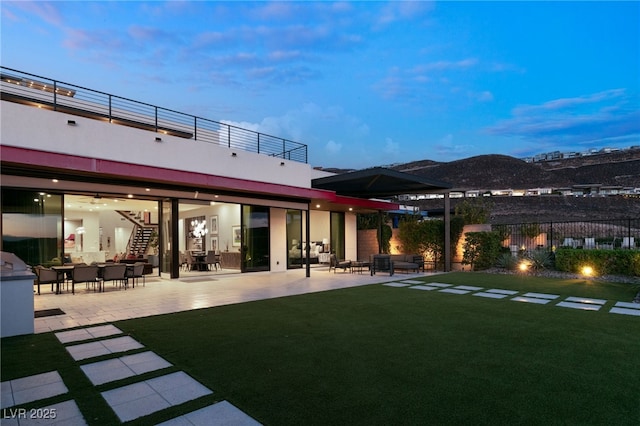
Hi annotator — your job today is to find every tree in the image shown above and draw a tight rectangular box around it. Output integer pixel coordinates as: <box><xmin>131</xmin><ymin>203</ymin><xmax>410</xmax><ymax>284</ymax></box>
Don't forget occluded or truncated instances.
<box><xmin>455</xmin><ymin>198</ymin><xmax>493</xmax><ymax>224</ymax></box>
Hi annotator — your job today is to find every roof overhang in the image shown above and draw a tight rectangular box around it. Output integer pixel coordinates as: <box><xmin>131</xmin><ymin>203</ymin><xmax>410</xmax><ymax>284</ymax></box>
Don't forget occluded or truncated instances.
<box><xmin>312</xmin><ymin>167</ymin><xmax>452</xmax><ymax>198</ymax></box>
<box><xmin>0</xmin><ymin>146</ymin><xmax>399</xmax><ymax>213</ymax></box>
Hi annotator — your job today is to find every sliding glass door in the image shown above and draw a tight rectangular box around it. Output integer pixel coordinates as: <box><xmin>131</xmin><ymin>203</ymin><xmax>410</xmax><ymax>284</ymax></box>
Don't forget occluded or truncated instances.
<box><xmin>286</xmin><ymin>209</ymin><xmax>302</xmax><ymax>269</ymax></box>
<box><xmin>330</xmin><ymin>211</ymin><xmax>345</xmax><ymax>260</ymax></box>
<box><xmin>241</xmin><ymin>205</ymin><xmax>270</xmax><ymax>272</ymax></box>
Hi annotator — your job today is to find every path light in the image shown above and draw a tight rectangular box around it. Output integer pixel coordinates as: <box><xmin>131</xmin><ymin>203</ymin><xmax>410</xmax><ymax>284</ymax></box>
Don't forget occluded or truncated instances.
<box><xmin>581</xmin><ymin>265</ymin><xmax>594</xmax><ymax>277</ymax></box>
<box><xmin>518</xmin><ymin>262</ymin><xmax>529</xmax><ymax>272</ymax></box>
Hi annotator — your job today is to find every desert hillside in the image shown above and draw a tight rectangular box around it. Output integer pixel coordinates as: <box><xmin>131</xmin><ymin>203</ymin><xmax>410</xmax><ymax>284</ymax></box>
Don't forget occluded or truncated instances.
<box><xmin>391</xmin><ymin>148</ymin><xmax>640</xmax><ymax>223</ymax></box>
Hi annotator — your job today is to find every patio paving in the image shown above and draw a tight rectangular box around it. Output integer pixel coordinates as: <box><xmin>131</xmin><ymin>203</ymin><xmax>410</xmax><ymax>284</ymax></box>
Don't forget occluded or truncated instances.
<box><xmin>34</xmin><ymin>268</ymin><xmax>435</xmax><ymax>333</ymax></box>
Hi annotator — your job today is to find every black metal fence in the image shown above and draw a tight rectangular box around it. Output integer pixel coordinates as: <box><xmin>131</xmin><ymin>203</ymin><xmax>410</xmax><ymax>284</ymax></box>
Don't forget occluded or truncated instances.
<box><xmin>492</xmin><ymin>218</ymin><xmax>640</xmax><ymax>252</ymax></box>
<box><xmin>0</xmin><ymin>67</ymin><xmax>308</xmax><ymax>163</ymax></box>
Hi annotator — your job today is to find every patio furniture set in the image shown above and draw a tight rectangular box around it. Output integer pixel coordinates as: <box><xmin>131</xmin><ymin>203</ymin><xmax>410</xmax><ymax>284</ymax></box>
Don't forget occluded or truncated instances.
<box><xmin>34</xmin><ymin>262</ymin><xmax>146</xmax><ymax>295</ymax></box>
<box><xmin>329</xmin><ymin>253</ymin><xmax>427</xmax><ymax>276</ymax></box>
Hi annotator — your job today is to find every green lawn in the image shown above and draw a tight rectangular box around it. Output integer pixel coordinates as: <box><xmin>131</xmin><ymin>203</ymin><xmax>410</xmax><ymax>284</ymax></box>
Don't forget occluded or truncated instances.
<box><xmin>2</xmin><ymin>272</ymin><xmax>639</xmax><ymax>425</ymax></box>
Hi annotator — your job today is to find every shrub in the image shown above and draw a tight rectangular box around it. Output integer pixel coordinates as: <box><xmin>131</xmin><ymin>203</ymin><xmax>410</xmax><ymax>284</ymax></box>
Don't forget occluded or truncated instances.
<box><xmin>555</xmin><ymin>248</ymin><xmax>640</xmax><ymax>277</ymax></box>
<box><xmin>496</xmin><ymin>253</ymin><xmax>518</xmax><ymax>270</ymax></box>
<box><xmin>397</xmin><ymin>216</ymin><xmax>464</xmax><ymax>268</ymax></box>
<box><xmin>527</xmin><ymin>249</ymin><xmax>553</xmax><ymax>271</ymax></box>
<box><xmin>461</xmin><ymin>231</ymin><xmax>503</xmax><ymax>270</ymax></box>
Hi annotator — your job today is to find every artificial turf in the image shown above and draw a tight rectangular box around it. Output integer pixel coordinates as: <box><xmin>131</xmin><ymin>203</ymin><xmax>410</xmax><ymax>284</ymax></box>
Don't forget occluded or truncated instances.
<box><xmin>2</xmin><ymin>272</ymin><xmax>639</xmax><ymax>425</ymax></box>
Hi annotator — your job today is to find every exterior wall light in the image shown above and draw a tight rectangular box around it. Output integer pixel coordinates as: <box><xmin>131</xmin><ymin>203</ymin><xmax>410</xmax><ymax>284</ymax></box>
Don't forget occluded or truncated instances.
<box><xmin>67</xmin><ymin>120</ymin><xmax>76</xmax><ymax>126</ymax></box>
<box><xmin>155</xmin><ymin>137</ymin><xmax>162</xmax><ymax>142</ymax></box>
<box><xmin>231</xmin><ymin>152</ymin><xmax>237</xmax><ymax>157</ymax></box>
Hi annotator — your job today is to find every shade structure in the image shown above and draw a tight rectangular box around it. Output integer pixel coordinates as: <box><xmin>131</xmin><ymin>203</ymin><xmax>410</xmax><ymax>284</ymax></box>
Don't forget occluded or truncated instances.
<box><xmin>312</xmin><ymin>167</ymin><xmax>451</xmax><ymax>198</ymax></box>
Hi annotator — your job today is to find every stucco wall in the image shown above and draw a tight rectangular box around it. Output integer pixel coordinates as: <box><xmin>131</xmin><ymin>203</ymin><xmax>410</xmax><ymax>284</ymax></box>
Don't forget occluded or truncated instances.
<box><xmin>1</xmin><ymin>102</ymin><xmax>313</xmax><ymax>188</ymax></box>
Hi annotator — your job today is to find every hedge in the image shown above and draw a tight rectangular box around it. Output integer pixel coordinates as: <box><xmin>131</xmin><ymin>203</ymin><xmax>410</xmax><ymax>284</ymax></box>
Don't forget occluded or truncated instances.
<box><xmin>554</xmin><ymin>248</ymin><xmax>640</xmax><ymax>277</ymax></box>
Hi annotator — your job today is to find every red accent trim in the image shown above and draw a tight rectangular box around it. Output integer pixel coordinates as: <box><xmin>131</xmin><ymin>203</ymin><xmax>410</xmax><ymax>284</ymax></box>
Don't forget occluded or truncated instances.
<box><xmin>1</xmin><ymin>146</ymin><xmax>399</xmax><ymax>210</ymax></box>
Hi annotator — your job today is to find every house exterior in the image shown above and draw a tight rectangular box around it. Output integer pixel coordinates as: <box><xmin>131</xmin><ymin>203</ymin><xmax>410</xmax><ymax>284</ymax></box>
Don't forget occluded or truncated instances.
<box><xmin>1</xmin><ymin>67</ymin><xmax>413</xmax><ymax>279</ymax></box>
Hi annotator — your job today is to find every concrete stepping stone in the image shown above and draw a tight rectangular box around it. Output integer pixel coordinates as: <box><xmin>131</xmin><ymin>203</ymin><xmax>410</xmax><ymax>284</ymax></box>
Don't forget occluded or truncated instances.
<box><xmin>610</xmin><ymin>302</ymin><xmax>640</xmax><ymax>316</ymax></box>
<box><xmin>557</xmin><ymin>301</ymin><xmax>602</xmax><ymax>311</ymax></box>
<box><xmin>56</xmin><ymin>325</ymin><xmax>123</xmax><ymax>344</ymax></box>
<box><xmin>157</xmin><ymin>400</ymin><xmax>262</xmax><ymax>426</ymax></box>
<box><xmin>473</xmin><ymin>292</ymin><xmax>509</xmax><ymax>299</ymax></box>
<box><xmin>439</xmin><ymin>288</ymin><xmax>470</xmax><ymax>295</ymax></box>
<box><xmin>9</xmin><ymin>399</ymin><xmax>88</xmax><ymax>426</ymax></box>
<box><xmin>383</xmin><ymin>283</ymin><xmax>412</xmax><ymax>287</ymax></box>
<box><xmin>522</xmin><ymin>292</ymin><xmax>559</xmax><ymax>300</ymax></box>
<box><xmin>486</xmin><ymin>289</ymin><xmax>518</xmax><ymax>295</ymax></box>
<box><xmin>453</xmin><ymin>285</ymin><xmax>483</xmax><ymax>291</ymax></box>
<box><xmin>425</xmin><ymin>283</ymin><xmax>452</xmax><ymax>288</ymax></box>
<box><xmin>511</xmin><ymin>296</ymin><xmax>552</xmax><ymax>305</ymax></box>
<box><xmin>397</xmin><ymin>280</ymin><xmax>424</xmax><ymax>285</ymax></box>
<box><xmin>0</xmin><ymin>371</ymin><xmax>68</xmax><ymax>409</ymax></box>
<box><xmin>409</xmin><ymin>285</ymin><xmax>440</xmax><ymax>291</ymax></box>
<box><xmin>101</xmin><ymin>372</ymin><xmax>212</xmax><ymax>423</ymax></box>
<box><xmin>564</xmin><ymin>297</ymin><xmax>607</xmax><ymax>305</ymax></box>
<box><xmin>81</xmin><ymin>351</ymin><xmax>172</xmax><ymax>386</ymax></box>
<box><xmin>613</xmin><ymin>301</ymin><xmax>640</xmax><ymax>309</ymax></box>
<box><xmin>610</xmin><ymin>307</ymin><xmax>640</xmax><ymax>316</ymax></box>
<box><xmin>66</xmin><ymin>336</ymin><xmax>144</xmax><ymax>361</ymax></box>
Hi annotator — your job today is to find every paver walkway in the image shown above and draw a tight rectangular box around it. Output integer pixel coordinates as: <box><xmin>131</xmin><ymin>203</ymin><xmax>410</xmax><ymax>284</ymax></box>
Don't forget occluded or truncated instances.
<box><xmin>389</xmin><ymin>279</ymin><xmax>640</xmax><ymax>315</ymax></box>
<box><xmin>0</xmin><ymin>324</ymin><xmax>262</xmax><ymax>425</ymax></box>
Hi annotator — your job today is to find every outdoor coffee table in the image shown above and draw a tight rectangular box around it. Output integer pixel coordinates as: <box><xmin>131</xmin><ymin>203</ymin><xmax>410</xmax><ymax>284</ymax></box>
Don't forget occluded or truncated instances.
<box><xmin>351</xmin><ymin>260</ymin><xmax>369</xmax><ymax>274</ymax></box>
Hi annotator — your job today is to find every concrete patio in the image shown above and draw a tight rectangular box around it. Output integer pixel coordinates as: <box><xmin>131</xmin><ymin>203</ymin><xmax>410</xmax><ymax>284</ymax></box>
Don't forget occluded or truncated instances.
<box><xmin>34</xmin><ymin>267</ymin><xmax>438</xmax><ymax>333</ymax></box>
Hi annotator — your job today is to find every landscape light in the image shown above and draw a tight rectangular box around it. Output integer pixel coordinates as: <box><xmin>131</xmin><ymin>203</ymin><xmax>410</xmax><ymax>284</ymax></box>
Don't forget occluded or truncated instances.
<box><xmin>519</xmin><ymin>262</ymin><xmax>528</xmax><ymax>272</ymax></box>
<box><xmin>581</xmin><ymin>266</ymin><xmax>594</xmax><ymax>277</ymax></box>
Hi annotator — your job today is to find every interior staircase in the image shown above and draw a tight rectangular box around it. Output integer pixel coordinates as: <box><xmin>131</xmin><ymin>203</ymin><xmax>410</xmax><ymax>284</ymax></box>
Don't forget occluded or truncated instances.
<box><xmin>128</xmin><ymin>226</ymin><xmax>154</xmax><ymax>257</ymax></box>
<box><xmin>116</xmin><ymin>211</ymin><xmax>157</xmax><ymax>257</ymax></box>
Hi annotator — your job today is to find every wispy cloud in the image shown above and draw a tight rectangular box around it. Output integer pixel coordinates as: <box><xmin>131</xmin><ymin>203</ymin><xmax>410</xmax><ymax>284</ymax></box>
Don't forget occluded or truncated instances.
<box><xmin>487</xmin><ymin>89</ymin><xmax>640</xmax><ymax>147</ymax></box>
<box><xmin>373</xmin><ymin>58</ymin><xmax>482</xmax><ymax>105</ymax></box>
<box><xmin>6</xmin><ymin>1</ymin><xmax>64</xmax><ymax>27</ymax></box>
<box><xmin>375</xmin><ymin>1</ymin><xmax>435</xmax><ymax>28</ymax></box>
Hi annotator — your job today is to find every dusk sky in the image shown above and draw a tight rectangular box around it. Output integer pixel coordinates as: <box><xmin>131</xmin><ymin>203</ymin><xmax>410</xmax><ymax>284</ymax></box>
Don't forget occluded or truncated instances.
<box><xmin>2</xmin><ymin>1</ymin><xmax>639</xmax><ymax>169</ymax></box>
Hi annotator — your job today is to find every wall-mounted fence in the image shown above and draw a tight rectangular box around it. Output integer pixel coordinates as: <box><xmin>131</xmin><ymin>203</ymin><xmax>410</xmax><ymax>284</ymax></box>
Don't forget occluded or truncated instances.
<box><xmin>0</xmin><ymin>67</ymin><xmax>308</xmax><ymax>164</ymax></box>
<box><xmin>493</xmin><ymin>218</ymin><xmax>640</xmax><ymax>252</ymax></box>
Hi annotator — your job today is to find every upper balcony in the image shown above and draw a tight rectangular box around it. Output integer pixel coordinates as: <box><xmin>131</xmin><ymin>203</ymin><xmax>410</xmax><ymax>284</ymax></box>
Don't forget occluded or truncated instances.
<box><xmin>0</xmin><ymin>67</ymin><xmax>307</xmax><ymax>164</ymax></box>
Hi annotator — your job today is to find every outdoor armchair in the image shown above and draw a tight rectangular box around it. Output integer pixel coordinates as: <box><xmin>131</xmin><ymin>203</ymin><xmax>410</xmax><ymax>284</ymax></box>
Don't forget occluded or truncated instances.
<box><xmin>72</xmin><ymin>265</ymin><xmax>100</xmax><ymax>293</ymax></box>
<box><xmin>329</xmin><ymin>254</ymin><xmax>351</xmax><ymax>273</ymax></box>
<box><xmin>34</xmin><ymin>266</ymin><xmax>58</xmax><ymax>295</ymax></box>
<box><xmin>102</xmin><ymin>264</ymin><xmax>127</xmax><ymax>290</ymax></box>
<box><xmin>126</xmin><ymin>262</ymin><xmax>145</xmax><ymax>287</ymax></box>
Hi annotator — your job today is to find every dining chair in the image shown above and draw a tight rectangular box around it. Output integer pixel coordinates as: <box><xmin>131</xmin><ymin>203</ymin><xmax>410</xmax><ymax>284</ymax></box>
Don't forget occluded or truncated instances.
<box><xmin>102</xmin><ymin>264</ymin><xmax>127</xmax><ymax>290</ymax></box>
<box><xmin>72</xmin><ymin>265</ymin><xmax>100</xmax><ymax>293</ymax></box>
<box><xmin>179</xmin><ymin>252</ymin><xmax>188</xmax><ymax>271</ymax></box>
<box><xmin>126</xmin><ymin>262</ymin><xmax>145</xmax><ymax>288</ymax></box>
<box><xmin>34</xmin><ymin>266</ymin><xmax>58</xmax><ymax>295</ymax></box>
<box><xmin>206</xmin><ymin>251</ymin><xmax>220</xmax><ymax>271</ymax></box>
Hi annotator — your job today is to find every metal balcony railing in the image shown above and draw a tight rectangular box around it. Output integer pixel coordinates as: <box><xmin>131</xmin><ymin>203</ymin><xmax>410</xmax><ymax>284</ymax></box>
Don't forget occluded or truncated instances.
<box><xmin>0</xmin><ymin>66</ymin><xmax>308</xmax><ymax>164</ymax></box>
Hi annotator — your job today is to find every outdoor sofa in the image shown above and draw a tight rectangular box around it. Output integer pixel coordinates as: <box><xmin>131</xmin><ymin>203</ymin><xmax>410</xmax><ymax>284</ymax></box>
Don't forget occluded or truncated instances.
<box><xmin>370</xmin><ymin>254</ymin><xmax>424</xmax><ymax>276</ymax></box>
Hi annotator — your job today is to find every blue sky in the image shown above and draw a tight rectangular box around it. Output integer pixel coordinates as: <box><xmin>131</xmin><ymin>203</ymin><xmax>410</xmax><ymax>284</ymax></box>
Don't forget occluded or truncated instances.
<box><xmin>2</xmin><ymin>1</ymin><xmax>639</xmax><ymax>169</ymax></box>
